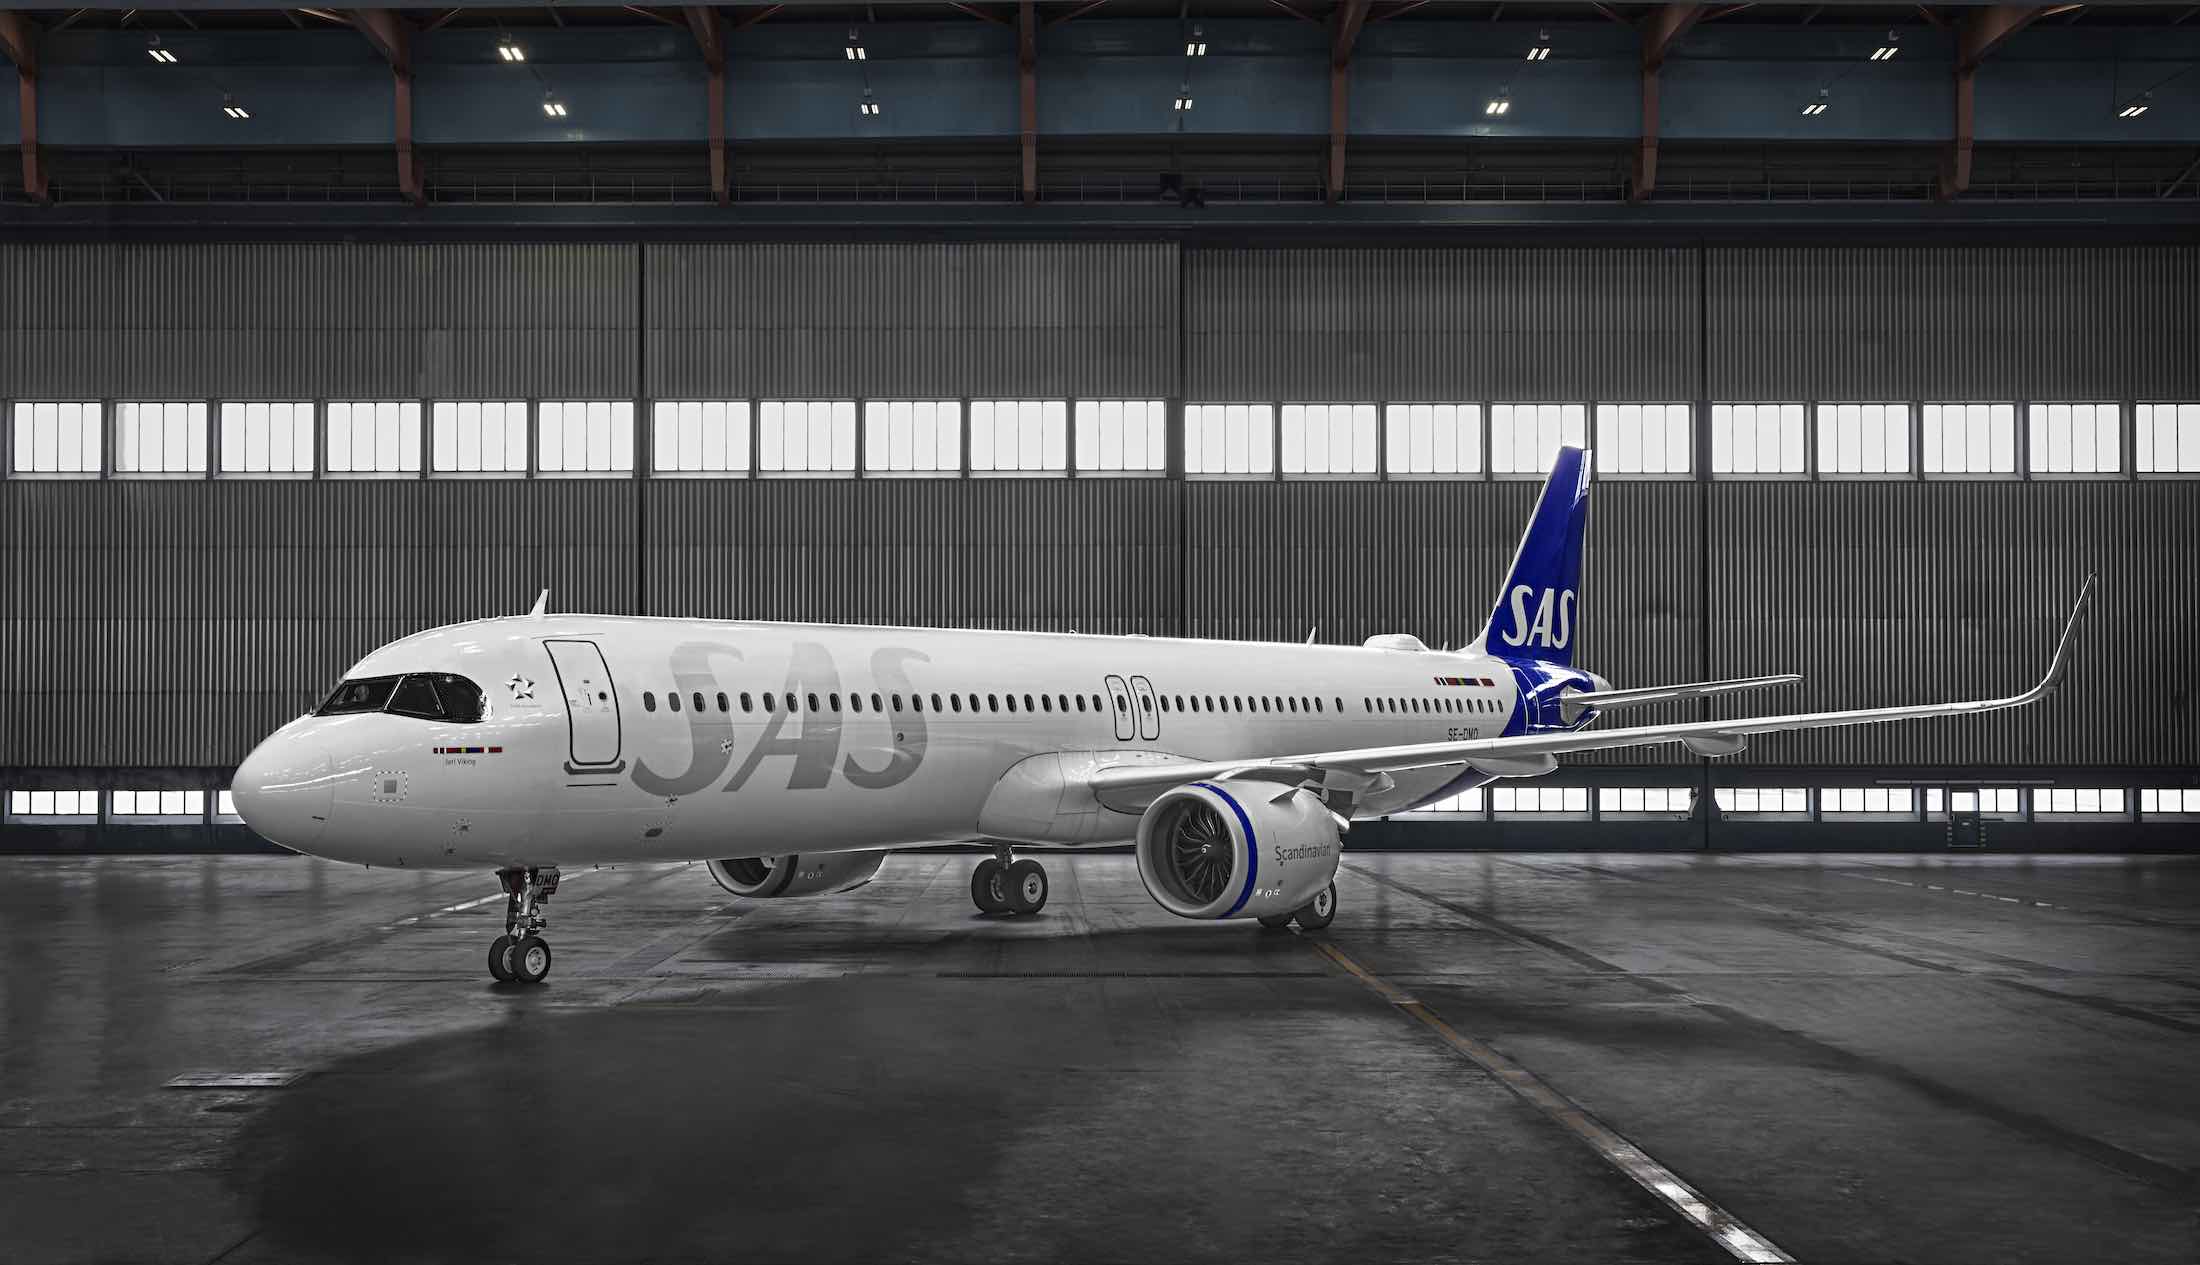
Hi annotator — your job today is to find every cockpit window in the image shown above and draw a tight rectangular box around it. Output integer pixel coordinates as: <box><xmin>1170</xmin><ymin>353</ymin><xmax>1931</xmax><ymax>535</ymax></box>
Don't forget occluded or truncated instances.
<box><xmin>315</xmin><ymin>673</ymin><xmax>485</xmax><ymax>723</ymax></box>
<box><xmin>317</xmin><ymin>676</ymin><xmax>401</xmax><ymax>715</ymax></box>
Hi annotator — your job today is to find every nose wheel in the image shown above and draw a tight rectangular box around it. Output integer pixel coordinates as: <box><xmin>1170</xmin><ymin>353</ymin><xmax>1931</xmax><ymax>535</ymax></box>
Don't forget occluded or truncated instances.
<box><xmin>971</xmin><ymin>851</ymin><xmax>1048</xmax><ymax>916</ymax></box>
<box><xmin>488</xmin><ymin>867</ymin><xmax>560</xmax><ymax>983</ymax></box>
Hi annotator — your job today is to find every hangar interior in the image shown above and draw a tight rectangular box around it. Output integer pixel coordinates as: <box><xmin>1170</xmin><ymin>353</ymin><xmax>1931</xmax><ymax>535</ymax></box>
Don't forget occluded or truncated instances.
<box><xmin>2</xmin><ymin>240</ymin><xmax>2196</xmax><ymax>850</ymax></box>
<box><xmin>5</xmin><ymin>4</ymin><xmax>2200</xmax><ymax>1265</ymax></box>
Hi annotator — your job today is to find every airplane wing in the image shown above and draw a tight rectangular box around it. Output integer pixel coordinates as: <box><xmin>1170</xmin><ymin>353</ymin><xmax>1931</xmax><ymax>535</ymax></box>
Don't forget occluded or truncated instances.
<box><xmin>1557</xmin><ymin>672</ymin><xmax>1800</xmax><ymax>722</ymax></box>
<box><xmin>1088</xmin><ymin>575</ymin><xmax>2093</xmax><ymax>798</ymax></box>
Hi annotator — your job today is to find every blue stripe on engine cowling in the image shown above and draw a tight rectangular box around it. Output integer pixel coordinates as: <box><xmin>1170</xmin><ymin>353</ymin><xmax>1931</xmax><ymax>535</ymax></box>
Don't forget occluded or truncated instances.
<box><xmin>1193</xmin><ymin>781</ymin><xmax>1259</xmax><ymax>918</ymax></box>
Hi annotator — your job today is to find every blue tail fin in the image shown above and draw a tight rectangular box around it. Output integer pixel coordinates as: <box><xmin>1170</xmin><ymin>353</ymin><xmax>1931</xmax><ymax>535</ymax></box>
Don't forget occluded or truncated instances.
<box><xmin>1473</xmin><ymin>446</ymin><xmax>1592</xmax><ymax>666</ymax></box>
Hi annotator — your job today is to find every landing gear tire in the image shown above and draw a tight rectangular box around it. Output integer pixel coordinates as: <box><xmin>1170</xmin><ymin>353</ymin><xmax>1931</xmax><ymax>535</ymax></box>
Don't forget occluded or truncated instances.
<box><xmin>509</xmin><ymin>935</ymin><xmax>553</xmax><ymax>984</ymax></box>
<box><xmin>488</xmin><ymin>866</ymin><xmax>560</xmax><ymax>982</ymax></box>
<box><xmin>1006</xmin><ymin>860</ymin><xmax>1049</xmax><ymax>915</ymax></box>
<box><xmin>1256</xmin><ymin>913</ymin><xmax>1295</xmax><ymax>930</ymax></box>
<box><xmin>1293</xmin><ymin>883</ymin><xmax>1337</xmax><ymax>931</ymax></box>
<box><xmin>971</xmin><ymin>859</ymin><xmax>1011</xmax><ymax>914</ymax></box>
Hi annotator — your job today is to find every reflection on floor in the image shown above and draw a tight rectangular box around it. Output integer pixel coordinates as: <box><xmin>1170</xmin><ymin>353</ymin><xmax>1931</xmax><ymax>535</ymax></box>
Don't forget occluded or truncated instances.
<box><xmin>2</xmin><ymin>851</ymin><xmax>2197</xmax><ymax>1265</ymax></box>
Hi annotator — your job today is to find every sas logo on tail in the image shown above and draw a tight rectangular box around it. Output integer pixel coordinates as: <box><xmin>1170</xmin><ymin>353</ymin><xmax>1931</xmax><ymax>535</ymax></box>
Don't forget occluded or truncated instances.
<box><xmin>1499</xmin><ymin>585</ymin><xmax>1575</xmax><ymax>651</ymax></box>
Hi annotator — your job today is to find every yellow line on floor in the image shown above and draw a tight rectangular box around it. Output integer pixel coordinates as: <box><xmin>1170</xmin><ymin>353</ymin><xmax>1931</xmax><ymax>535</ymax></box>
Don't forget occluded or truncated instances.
<box><xmin>1311</xmin><ymin>938</ymin><xmax>1794</xmax><ymax>1265</ymax></box>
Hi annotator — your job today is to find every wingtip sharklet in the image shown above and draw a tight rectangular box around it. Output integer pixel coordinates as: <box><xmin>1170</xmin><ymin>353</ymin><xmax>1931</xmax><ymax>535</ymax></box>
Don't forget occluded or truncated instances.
<box><xmin>2035</xmin><ymin>572</ymin><xmax>2095</xmax><ymax>700</ymax></box>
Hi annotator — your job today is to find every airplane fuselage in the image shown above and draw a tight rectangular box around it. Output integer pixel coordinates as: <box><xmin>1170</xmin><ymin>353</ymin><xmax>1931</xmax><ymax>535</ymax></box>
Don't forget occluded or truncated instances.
<box><xmin>238</xmin><ymin>616</ymin><xmax>1601</xmax><ymax>872</ymax></box>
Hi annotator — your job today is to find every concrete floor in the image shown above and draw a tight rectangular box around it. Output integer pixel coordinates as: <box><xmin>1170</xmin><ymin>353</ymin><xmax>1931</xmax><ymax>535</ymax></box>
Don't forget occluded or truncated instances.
<box><xmin>2</xmin><ymin>852</ymin><xmax>2197</xmax><ymax>1265</ymax></box>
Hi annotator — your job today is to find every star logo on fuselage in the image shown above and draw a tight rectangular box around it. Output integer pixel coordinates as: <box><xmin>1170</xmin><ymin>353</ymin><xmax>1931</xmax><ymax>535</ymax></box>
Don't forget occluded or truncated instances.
<box><xmin>507</xmin><ymin>675</ymin><xmax>535</xmax><ymax>701</ymax></box>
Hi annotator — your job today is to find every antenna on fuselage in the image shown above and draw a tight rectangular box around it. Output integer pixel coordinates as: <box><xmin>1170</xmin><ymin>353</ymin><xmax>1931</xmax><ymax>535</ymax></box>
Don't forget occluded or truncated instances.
<box><xmin>528</xmin><ymin>589</ymin><xmax>550</xmax><ymax>619</ymax></box>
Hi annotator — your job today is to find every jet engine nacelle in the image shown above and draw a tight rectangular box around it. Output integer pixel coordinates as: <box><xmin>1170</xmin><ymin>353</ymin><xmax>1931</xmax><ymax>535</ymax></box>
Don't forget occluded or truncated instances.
<box><xmin>706</xmin><ymin>852</ymin><xmax>888</xmax><ymax>899</ymax></box>
<box><xmin>1134</xmin><ymin>780</ymin><xmax>1340</xmax><ymax>920</ymax></box>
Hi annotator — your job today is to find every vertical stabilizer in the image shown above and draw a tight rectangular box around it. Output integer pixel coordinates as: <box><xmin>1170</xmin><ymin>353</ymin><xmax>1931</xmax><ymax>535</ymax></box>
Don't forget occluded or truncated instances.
<box><xmin>1471</xmin><ymin>447</ymin><xmax>1592</xmax><ymax>666</ymax></box>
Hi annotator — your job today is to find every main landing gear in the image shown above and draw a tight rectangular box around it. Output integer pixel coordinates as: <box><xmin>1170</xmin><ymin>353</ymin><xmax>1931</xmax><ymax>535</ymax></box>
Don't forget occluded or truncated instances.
<box><xmin>971</xmin><ymin>847</ymin><xmax>1049</xmax><ymax>916</ymax></box>
<box><xmin>488</xmin><ymin>866</ymin><xmax>560</xmax><ymax>984</ymax></box>
<box><xmin>1257</xmin><ymin>881</ymin><xmax>1337</xmax><ymax>932</ymax></box>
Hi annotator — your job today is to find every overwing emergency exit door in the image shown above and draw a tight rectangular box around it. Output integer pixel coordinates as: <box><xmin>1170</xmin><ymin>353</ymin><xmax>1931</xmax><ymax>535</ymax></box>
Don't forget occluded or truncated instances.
<box><xmin>1129</xmin><ymin>675</ymin><xmax>1160</xmax><ymax>740</ymax></box>
<box><xmin>1104</xmin><ymin>675</ymin><xmax>1135</xmax><ymax>741</ymax></box>
<box><xmin>544</xmin><ymin>639</ymin><xmax>624</xmax><ymax>770</ymax></box>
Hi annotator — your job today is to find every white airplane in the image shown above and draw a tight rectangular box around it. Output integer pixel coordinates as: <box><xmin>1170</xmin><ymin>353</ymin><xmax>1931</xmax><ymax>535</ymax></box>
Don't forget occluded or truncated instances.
<box><xmin>231</xmin><ymin>447</ymin><xmax>2093</xmax><ymax>984</ymax></box>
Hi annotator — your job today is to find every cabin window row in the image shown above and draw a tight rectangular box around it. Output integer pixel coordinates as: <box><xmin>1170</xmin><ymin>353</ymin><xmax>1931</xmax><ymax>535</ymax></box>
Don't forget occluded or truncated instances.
<box><xmin>16</xmin><ymin>400</ymin><xmax>2192</xmax><ymax>481</ymax></box>
<box><xmin>635</xmin><ymin>688</ymin><xmax>1498</xmax><ymax>718</ymax></box>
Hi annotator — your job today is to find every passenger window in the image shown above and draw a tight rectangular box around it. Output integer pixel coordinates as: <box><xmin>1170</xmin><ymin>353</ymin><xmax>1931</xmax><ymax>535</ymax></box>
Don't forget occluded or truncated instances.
<box><xmin>1092</xmin><ymin>694</ymin><xmax>1104</xmax><ymax>712</ymax></box>
<box><xmin>932</xmin><ymin>693</ymin><xmax>944</xmax><ymax>711</ymax></box>
<box><xmin>873</xmin><ymin>692</ymin><xmax>884</xmax><ymax>712</ymax></box>
<box><xmin>1141</xmin><ymin>695</ymin><xmax>1152</xmax><ymax>712</ymax></box>
<box><xmin>740</xmin><ymin>692</ymin><xmax>753</xmax><ymax>712</ymax></box>
<box><xmin>1041</xmin><ymin>694</ymin><xmax>1053</xmax><ymax>712</ymax></box>
<box><xmin>644</xmin><ymin>691</ymin><xmax>657</xmax><ymax>712</ymax></box>
<box><xmin>951</xmin><ymin>694</ymin><xmax>963</xmax><ymax>713</ymax></box>
<box><xmin>786</xmin><ymin>692</ymin><xmax>797</xmax><ymax>712</ymax></box>
<box><xmin>716</xmin><ymin>692</ymin><xmax>728</xmax><ymax>712</ymax></box>
<box><xmin>807</xmin><ymin>693</ymin><xmax>820</xmax><ymax>712</ymax></box>
<box><xmin>669</xmin><ymin>692</ymin><xmax>682</xmax><ymax>713</ymax></box>
<box><xmin>1057</xmin><ymin>694</ymin><xmax>1069</xmax><ymax>711</ymax></box>
<box><xmin>987</xmin><ymin>694</ymin><xmax>999</xmax><ymax>713</ymax></box>
<box><xmin>826</xmin><ymin>693</ymin><xmax>838</xmax><ymax>712</ymax></box>
<box><xmin>1006</xmin><ymin>694</ymin><xmax>1018</xmax><ymax>714</ymax></box>
<box><xmin>692</xmin><ymin>692</ymin><xmax>705</xmax><ymax>713</ymax></box>
<box><xmin>762</xmin><ymin>693</ymin><xmax>774</xmax><ymax>712</ymax></box>
<box><xmin>1074</xmin><ymin>695</ymin><xmax>1086</xmax><ymax>712</ymax></box>
<box><xmin>1023</xmin><ymin>693</ymin><xmax>1034</xmax><ymax>712</ymax></box>
<box><xmin>850</xmin><ymin>694</ymin><xmax>863</xmax><ymax>714</ymax></box>
<box><xmin>892</xmin><ymin>693</ymin><xmax>903</xmax><ymax>711</ymax></box>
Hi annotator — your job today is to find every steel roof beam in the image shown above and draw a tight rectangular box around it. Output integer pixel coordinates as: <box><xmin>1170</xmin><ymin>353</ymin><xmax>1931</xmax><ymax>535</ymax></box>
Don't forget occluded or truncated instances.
<box><xmin>685</xmin><ymin>4</ymin><xmax>729</xmax><ymax>204</ymax></box>
<box><xmin>1327</xmin><ymin>0</ymin><xmax>1373</xmax><ymax>204</ymax></box>
<box><xmin>1</xmin><ymin>11</ymin><xmax>48</xmax><ymax>204</ymax></box>
<box><xmin>1631</xmin><ymin>2</ymin><xmax>1703</xmax><ymax>201</ymax></box>
<box><xmin>1019</xmin><ymin>0</ymin><xmax>1037</xmax><ymax>205</ymax></box>
<box><xmin>1939</xmin><ymin>3</ymin><xmax>2045</xmax><ymax>200</ymax></box>
<box><xmin>348</xmin><ymin>9</ymin><xmax>421</xmax><ymax>207</ymax></box>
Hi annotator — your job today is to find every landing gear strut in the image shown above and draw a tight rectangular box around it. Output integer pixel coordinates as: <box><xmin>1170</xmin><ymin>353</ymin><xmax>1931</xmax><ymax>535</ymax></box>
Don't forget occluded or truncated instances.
<box><xmin>488</xmin><ymin>866</ymin><xmax>560</xmax><ymax>984</ymax></box>
<box><xmin>971</xmin><ymin>847</ymin><xmax>1048</xmax><ymax>917</ymax></box>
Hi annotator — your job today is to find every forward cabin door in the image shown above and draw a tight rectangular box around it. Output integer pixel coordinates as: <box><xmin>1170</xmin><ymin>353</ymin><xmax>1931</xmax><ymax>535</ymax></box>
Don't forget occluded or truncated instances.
<box><xmin>1104</xmin><ymin>674</ymin><xmax>1135</xmax><ymax>741</ymax></box>
<box><xmin>544</xmin><ymin>639</ymin><xmax>624</xmax><ymax>770</ymax></box>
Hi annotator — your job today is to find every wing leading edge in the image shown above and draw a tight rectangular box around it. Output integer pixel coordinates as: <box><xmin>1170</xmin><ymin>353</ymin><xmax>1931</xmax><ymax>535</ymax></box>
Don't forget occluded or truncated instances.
<box><xmin>1087</xmin><ymin>575</ymin><xmax>2095</xmax><ymax>797</ymax></box>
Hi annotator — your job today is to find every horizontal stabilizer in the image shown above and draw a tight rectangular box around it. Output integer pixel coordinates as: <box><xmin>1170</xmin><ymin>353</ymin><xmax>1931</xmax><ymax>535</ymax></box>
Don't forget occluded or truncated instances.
<box><xmin>1560</xmin><ymin>674</ymin><xmax>1801</xmax><ymax>723</ymax></box>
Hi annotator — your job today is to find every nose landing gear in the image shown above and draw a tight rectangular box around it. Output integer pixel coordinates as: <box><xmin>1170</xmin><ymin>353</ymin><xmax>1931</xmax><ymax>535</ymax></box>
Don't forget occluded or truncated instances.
<box><xmin>487</xmin><ymin>866</ymin><xmax>560</xmax><ymax>983</ymax></box>
<box><xmin>970</xmin><ymin>848</ymin><xmax>1048</xmax><ymax>916</ymax></box>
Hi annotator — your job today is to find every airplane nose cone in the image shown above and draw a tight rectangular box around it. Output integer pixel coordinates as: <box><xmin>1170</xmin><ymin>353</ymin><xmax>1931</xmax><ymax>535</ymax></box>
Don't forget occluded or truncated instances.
<box><xmin>232</xmin><ymin>736</ymin><xmax>333</xmax><ymax>850</ymax></box>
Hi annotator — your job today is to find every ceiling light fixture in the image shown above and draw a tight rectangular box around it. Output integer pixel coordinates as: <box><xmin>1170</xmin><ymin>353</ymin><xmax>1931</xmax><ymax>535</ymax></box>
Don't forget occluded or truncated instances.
<box><xmin>541</xmin><ymin>92</ymin><xmax>567</xmax><ymax>118</ymax></box>
<box><xmin>2118</xmin><ymin>95</ymin><xmax>2150</xmax><ymax>118</ymax></box>
<box><xmin>1174</xmin><ymin>89</ymin><xmax>1194</xmax><ymax>111</ymax></box>
<box><xmin>498</xmin><ymin>35</ymin><xmax>526</xmax><ymax>62</ymax></box>
<box><xmin>147</xmin><ymin>36</ymin><xmax>177</xmax><ymax>64</ymax></box>
<box><xmin>1870</xmin><ymin>31</ymin><xmax>1900</xmax><ymax>60</ymax></box>
<box><xmin>1527</xmin><ymin>31</ymin><xmax>1550</xmax><ymax>60</ymax></box>
<box><xmin>1801</xmin><ymin>88</ymin><xmax>1829</xmax><ymax>116</ymax></box>
<box><xmin>847</xmin><ymin>29</ymin><xmax>866</xmax><ymax>60</ymax></box>
<box><xmin>1484</xmin><ymin>90</ymin><xmax>1510</xmax><ymax>116</ymax></box>
<box><xmin>1186</xmin><ymin>25</ymin><xmax>1206</xmax><ymax>56</ymax></box>
<box><xmin>860</xmin><ymin>89</ymin><xmax>881</xmax><ymax>116</ymax></box>
<box><xmin>221</xmin><ymin>94</ymin><xmax>249</xmax><ymax>120</ymax></box>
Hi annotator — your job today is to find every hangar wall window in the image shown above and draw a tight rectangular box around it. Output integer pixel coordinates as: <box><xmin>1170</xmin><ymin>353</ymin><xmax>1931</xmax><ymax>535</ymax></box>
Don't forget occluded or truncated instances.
<box><xmin>219</xmin><ymin>402</ymin><xmax>312</xmax><ymax>475</ymax></box>
<box><xmin>1817</xmin><ymin>404</ymin><xmax>1911</xmax><ymax>475</ymax></box>
<box><xmin>1926</xmin><ymin>787</ymin><xmax>2022</xmax><ymax>818</ymax></box>
<box><xmin>1598</xmin><ymin>786</ymin><xmax>1694</xmax><ymax>814</ymax></box>
<box><xmin>1489</xmin><ymin>403</ymin><xmax>1586</xmax><ymax>476</ymax></box>
<box><xmin>1492</xmin><ymin>785</ymin><xmax>1590</xmax><ymax>815</ymax></box>
<box><xmin>1819</xmin><ymin>787</ymin><xmax>1915</xmax><ymax>816</ymax></box>
<box><xmin>1710</xmin><ymin>403</ymin><xmax>1806</xmax><ymax>476</ymax></box>
<box><xmin>1922</xmin><ymin>403</ymin><xmax>2017</xmax><ymax>475</ymax></box>
<box><xmin>428</xmin><ymin>401</ymin><xmax>524</xmax><ymax>475</ymax></box>
<box><xmin>758</xmin><ymin>400</ymin><xmax>858</xmax><ymax>474</ymax></box>
<box><xmin>538</xmin><ymin>401</ymin><xmax>635</xmax><ymax>475</ymax></box>
<box><xmin>116</xmin><ymin>402</ymin><xmax>208</xmax><ymax>475</ymax></box>
<box><xmin>6</xmin><ymin>790</ymin><xmax>98</xmax><ymax>818</ymax></box>
<box><xmin>2136</xmin><ymin>404</ymin><xmax>2200</xmax><ymax>474</ymax></box>
<box><xmin>2139</xmin><ymin>788</ymin><xmax>2200</xmax><ymax>816</ymax></box>
<box><xmin>863</xmin><ymin>400</ymin><xmax>962</xmax><ymax>475</ymax></box>
<box><xmin>9</xmin><ymin>402</ymin><xmax>102</xmax><ymax>476</ymax></box>
<box><xmin>1280</xmin><ymin>404</ymin><xmax>1378</xmax><ymax>476</ymax></box>
<box><xmin>1596</xmin><ymin>404</ymin><xmax>1692</xmax><ymax>476</ymax></box>
<box><xmin>112</xmin><ymin>790</ymin><xmax>205</xmax><ymax>819</ymax></box>
<box><xmin>1385</xmin><ymin>404</ymin><xmax>1482</xmax><ymax>476</ymax></box>
<box><xmin>2032</xmin><ymin>788</ymin><xmax>2126</xmax><ymax>815</ymax></box>
<box><xmin>329</xmin><ymin>401</ymin><xmax>425</xmax><ymax>475</ymax></box>
<box><xmin>652</xmin><ymin>401</ymin><xmax>752</xmax><ymax>474</ymax></box>
<box><xmin>1713</xmin><ymin>787</ymin><xmax>1810</xmax><ymax>815</ymax></box>
<box><xmin>1402</xmin><ymin>787</ymin><xmax>1485</xmax><ymax>815</ymax></box>
<box><xmin>215</xmin><ymin>791</ymin><xmax>242</xmax><ymax>820</ymax></box>
<box><xmin>1074</xmin><ymin>400</ymin><xmax>1167</xmax><ymax>473</ymax></box>
<box><xmin>971</xmin><ymin>400</ymin><xmax>1067</xmax><ymax>474</ymax></box>
<box><xmin>2027</xmin><ymin>403</ymin><xmax>2120</xmax><ymax>475</ymax></box>
<box><xmin>1184</xmin><ymin>403</ymin><xmax>1275</xmax><ymax>475</ymax></box>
